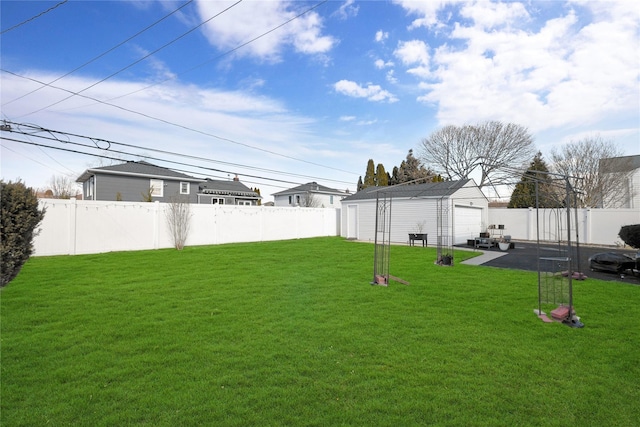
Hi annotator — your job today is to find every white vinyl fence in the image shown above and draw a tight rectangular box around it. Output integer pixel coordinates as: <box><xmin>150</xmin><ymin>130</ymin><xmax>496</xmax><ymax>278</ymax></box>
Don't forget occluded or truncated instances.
<box><xmin>32</xmin><ymin>200</ymin><xmax>638</xmax><ymax>256</ymax></box>
<box><xmin>34</xmin><ymin>199</ymin><xmax>340</xmax><ymax>256</ymax></box>
<box><xmin>488</xmin><ymin>207</ymin><xmax>640</xmax><ymax>247</ymax></box>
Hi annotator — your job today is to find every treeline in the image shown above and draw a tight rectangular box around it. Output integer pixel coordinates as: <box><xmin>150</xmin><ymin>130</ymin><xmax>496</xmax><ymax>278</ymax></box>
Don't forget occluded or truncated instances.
<box><xmin>357</xmin><ymin>149</ymin><xmax>444</xmax><ymax>191</ymax></box>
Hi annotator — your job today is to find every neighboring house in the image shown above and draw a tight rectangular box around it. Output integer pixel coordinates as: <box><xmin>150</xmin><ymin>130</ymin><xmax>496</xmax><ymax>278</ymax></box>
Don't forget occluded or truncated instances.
<box><xmin>272</xmin><ymin>182</ymin><xmax>348</xmax><ymax>207</ymax></box>
<box><xmin>197</xmin><ymin>177</ymin><xmax>262</xmax><ymax>206</ymax></box>
<box><xmin>340</xmin><ymin>179</ymin><xmax>488</xmax><ymax>245</ymax></box>
<box><xmin>77</xmin><ymin>161</ymin><xmax>261</xmax><ymax>205</ymax></box>
<box><xmin>77</xmin><ymin>161</ymin><xmax>203</xmax><ymax>203</ymax></box>
<box><xmin>599</xmin><ymin>154</ymin><xmax>640</xmax><ymax>209</ymax></box>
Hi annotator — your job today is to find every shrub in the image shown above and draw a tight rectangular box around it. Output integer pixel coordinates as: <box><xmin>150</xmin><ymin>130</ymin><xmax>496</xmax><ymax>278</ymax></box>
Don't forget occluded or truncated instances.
<box><xmin>618</xmin><ymin>224</ymin><xmax>640</xmax><ymax>249</ymax></box>
<box><xmin>1</xmin><ymin>180</ymin><xmax>46</xmax><ymax>287</ymax></box>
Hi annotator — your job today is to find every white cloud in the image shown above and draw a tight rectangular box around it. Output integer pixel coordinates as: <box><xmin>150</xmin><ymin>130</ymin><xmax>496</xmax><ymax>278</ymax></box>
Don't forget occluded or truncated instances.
<box><xmin>392</xmin><ymin>0</ymin><xmax>461</xmax><ymax>29</ymax></box>
<box><xmin>1</xmin><ymin>71</ymin><xmax>361</xmax><ymax>197</ymax></box>
<box><xmin>394</xmin><ymin>40</ymin><xmax>431</xmax><ymax>78</ymax></box>
<box><xmin>333</xmin><ymin>80</ymin><xmax>398</xmax><ymax>103</ymax></box>
<box><xmin>357</xmin><ymin>119</ymin><xmax>378</xmax><ymax>126</ymax></box>
<box><xmin>386</xmin><ymin>70</ymin><xmax>398</xmax><ymax>84</ymax></box>
<box><xmin>459</xmin><ymin>1</ymin><xmax>530</xmax><ymax>29</ymax></box>
<box><xmin>196</xmin><ymin>0</ymin><xmax>336</xmax><ymax>62</ymax></box>
<box><xmin>374</xmin><ymin>59</ymin><xmax>394</xmax><ymax>69</ymax></box>
<box><xmin>395</xmin><ymin>1</ymin><xmax>640</xmax><ymax>137</ymax></box>
<box><xmin>334</xmin><ymin>0</ymin><xmax>359</xmax><ymax>20</ymax></box>
<box><xmin>339</xmin><ymin>115</ymin><xmax>356</xmax><ymax>121</ymax></box>
<box><xmin>375</xmin><ymin>30</ymin><xmax>389</xmax><ymax>42</ymax></box>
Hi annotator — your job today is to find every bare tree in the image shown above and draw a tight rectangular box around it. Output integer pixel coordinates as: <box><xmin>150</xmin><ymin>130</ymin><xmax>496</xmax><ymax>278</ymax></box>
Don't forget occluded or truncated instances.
<box><xmin>418</xmin><ymin>121</ymin><xmax>535</xmax><ymax>188</ymax></box>
<box><xmin>166</xmin><ymin>196</ymin><xmax>191</xmax><ymax>250</ymax></box>
<box><xmin>301</xmin><ymin>192</ymin><xmax>321</xmax><ymax>208</ymax></box>
<box><xmin>550</xmin><ymin>136</ymin><xmax>631</xmax><ymax>208</ymax></box>
<box><xmin>48</xmin><ymin>175</ymin><xmax>77</xmax><ymax>199</ymax></box>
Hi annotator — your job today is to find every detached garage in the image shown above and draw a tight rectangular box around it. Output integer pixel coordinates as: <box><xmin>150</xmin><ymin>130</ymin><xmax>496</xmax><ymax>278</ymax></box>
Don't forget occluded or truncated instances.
<box><xmin>340</xmin><ymin>179</ymin><xmax>488</xmax><ymax>245</ymax></box>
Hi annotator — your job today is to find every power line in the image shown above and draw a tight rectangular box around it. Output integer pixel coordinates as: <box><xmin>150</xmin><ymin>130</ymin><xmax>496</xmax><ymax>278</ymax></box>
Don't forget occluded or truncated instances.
<box><xmin>104</xmin><ymin>0</ymin><xmax>330</xmax><ymax>103</ymax></box>
<box><xmin>0</xmin><ymin>0</ymin><xmax>69</xmax><ymax>35</ymax></box>
<box><xmin>4</xmin><ymin>120</ymin><xmax>354</xmax><ymax>185</ymax></box>
<box><xmin>0</xmin><ymin>135</ymin><xmax>329</xmax><ymax>190</ymax></box>
<box><xmin>1</xmin><ymin>70</ymin><xmax>358</xmax><ymax>175</ymax></box>
<box><xmin>17</xmin><ymin>0</ymin><xmax>243</xmax><ymax>117</ymax></box>
<box><xmin>2</xmin><ymin>0</ymin><xmax>195</xmax><ymax>106</ymax></box>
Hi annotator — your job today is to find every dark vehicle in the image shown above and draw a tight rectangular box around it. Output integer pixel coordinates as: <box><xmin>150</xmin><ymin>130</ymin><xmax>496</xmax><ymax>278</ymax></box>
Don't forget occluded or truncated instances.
<box><xmin>588</xmin><ymin>252</ymin><xmax>638</xmax><ymax>275</ymax></box>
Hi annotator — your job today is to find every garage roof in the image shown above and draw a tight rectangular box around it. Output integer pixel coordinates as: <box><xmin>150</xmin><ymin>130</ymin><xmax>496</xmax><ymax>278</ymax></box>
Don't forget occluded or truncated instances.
<box><xmin>341</xmin><ymin>179</ymin><xmax>473</xmax><ymax>201</ymax></box>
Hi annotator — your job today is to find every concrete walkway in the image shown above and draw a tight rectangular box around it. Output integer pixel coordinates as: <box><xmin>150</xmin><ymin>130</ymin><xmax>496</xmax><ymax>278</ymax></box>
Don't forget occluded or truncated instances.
<box><xmin>460</xmin><ymin>249</ymin><xmax>509</xmax><ymax>265</ymax></box>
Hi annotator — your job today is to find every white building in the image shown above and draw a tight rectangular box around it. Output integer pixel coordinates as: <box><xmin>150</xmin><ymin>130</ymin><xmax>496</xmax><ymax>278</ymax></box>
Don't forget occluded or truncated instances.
<box><xmin>340</xmin><ymin>179</ymin><xmax>489</xmax><ymax>245</ymax></box>
<box><xmin>599</xmin><ymin>155</ymin><xmax>640</xmax><ymax>209</ymax></box>
<box><xmin>272</xmin><ymin>182</ymin><xmax>348</xmax><ymax>208</ymax></box>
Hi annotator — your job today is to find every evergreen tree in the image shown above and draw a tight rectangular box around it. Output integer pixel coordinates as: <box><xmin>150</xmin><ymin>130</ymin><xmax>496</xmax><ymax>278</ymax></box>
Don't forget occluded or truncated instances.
<box><xmin>363</xmin><ymin>159</ymin><xmax>376</xmax><ymax>188</ymax></box>
<box><xmin>1</xmin><ymin>180</ymin><xmax>46</xmax><ymax>286</ymax></box>
<box><xmin>397</xmin><ymin>150</ymin><xmax>431</xmax><ymax>184</ymax></box>
<box><xmin>252</xmin><ymin>187</ymin><xmax>261</xmax><ymax>206</ymax></box>
<box><xmin>375</xmin><ymin>163</ymin><xmax>388</xmax><ymax>186</ymax></box>
<box><xmin>508</xmin><ymin>152</ymin><xmax>557</xmax><ymax>208</ymax></box>
<box><xmin>390</xmin><ymin>167</ymin><xmax>399</xmax><ymax>185</ymax></box>
<box><xmin>357</xmin><ymin>176</ymin><xmax>363</xmax><ymax>191</ymax></box>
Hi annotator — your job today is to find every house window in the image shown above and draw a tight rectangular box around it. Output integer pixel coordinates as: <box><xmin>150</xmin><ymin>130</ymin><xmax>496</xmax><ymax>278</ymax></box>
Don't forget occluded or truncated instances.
<box><xmin>150</xmin><ymin>179</ymin><xmax>164</xmax><ymax>197</ymax></box>
<box><xmin>180</xmin><ymin>182</ymin><xmax>190</xmax><ymax>195</ymax></box>
<box><xmin>288</xmin><ymin>195</ymin><xmax>292</xmax><ymax>205</ymax></box>
<box><xmin>330</xmin><ymin>195</ymin><xmax>334</xmax><ymax>204</ymax></box>
<box><xmin>296</xmin><ymin>195</ymin><xmax>300</xmax><ymax>205</ymax></box>
<box><xmin>238</xmin><ymin>201</ymin><xmax>251</xmax><ymax>206</ymax></box>
<box><xmin>211</xmin><ymin>198</ymin><xmax>224</xmax><ymax>205</ymax></box>
<box><xmin>87</xmin><ymin>177</ymin><xmax>94</xmax><ymax>199</ymax></box>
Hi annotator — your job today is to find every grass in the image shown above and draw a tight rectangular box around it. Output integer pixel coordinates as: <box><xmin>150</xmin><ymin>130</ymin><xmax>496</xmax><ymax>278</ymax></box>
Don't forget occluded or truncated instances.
<box><xmin>1</xmin><ymin>237</ymin><xmax>638</xmax><ymax>426</ymax></box>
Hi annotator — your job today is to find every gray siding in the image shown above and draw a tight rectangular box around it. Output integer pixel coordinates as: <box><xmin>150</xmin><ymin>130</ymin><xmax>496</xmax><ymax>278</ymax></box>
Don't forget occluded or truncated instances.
<box><xmin>94</xmin><ymin>175</ymin><xmax>198</xmax><ymax>203</ymax></box>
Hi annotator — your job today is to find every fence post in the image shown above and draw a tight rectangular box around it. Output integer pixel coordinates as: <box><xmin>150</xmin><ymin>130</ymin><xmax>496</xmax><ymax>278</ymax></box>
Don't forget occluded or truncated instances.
<box><xmin>584</xmin><ymin>208</ymin><xmax>591</xmax><ymax>245</ymax></box>
<box><xmin>153</xmin><ymin>201</ymin><xmax>160</xmax><ymax>250</ymax></box>
<box><xmin>69</xmin><ymin>198</ymin><xmax>77</xmax><ymax>255</ymax></box>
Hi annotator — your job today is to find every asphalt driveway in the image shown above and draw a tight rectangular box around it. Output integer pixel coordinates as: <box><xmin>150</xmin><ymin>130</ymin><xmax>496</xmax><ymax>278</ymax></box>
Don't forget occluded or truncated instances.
<box><xmin>460</xmin><ymin>241</ymin><xmax>639</xmax><ymax>284</ymax></box>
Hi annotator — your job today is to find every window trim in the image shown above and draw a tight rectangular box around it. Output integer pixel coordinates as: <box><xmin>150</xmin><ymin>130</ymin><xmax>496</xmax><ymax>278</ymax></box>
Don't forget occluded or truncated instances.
<box><xmin>150</xmin><ymin>179</ymin><xmax>164</xmax><ymax>197</ymax></box>
<box><xmin>180</xmin><ymin>181</ymin><xmax>190</xmax><ymax>195</ymax></box>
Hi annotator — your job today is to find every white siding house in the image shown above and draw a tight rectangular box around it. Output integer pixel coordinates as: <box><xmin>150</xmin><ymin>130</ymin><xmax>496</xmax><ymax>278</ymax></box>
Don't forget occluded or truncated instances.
<box><xmin>599</xmin><ymin>155</ymin><xmax>640</xmax><ymax>209</ymax></box>
<box><xmin>273</xmin><ymin>182</ymin><xmax>348</xmax><ymax>208</ymax></box>
<box><xmin>340</xmin><ymin>179</ymin><xmax>489</xmax><ymax>245</ymax></box>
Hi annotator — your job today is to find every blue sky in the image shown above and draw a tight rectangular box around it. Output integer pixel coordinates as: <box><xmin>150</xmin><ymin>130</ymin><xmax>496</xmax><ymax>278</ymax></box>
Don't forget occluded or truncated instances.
<box><xmin>1</xmin><ymin>0</ymin><xmax>638</xmax><ymax>201</ymax></box>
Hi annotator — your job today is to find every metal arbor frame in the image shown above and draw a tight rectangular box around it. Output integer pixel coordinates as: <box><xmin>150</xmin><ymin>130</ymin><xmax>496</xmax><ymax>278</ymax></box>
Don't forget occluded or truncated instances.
<box><xmin>371</xmin><ymin>190</ymin><xmax>409</xmax><ymax>287</ymax></box>
<box><xmin>372</xmin><ymin>190</ymin><xmax>392</xmax><ymax>286</ymax></box>
<box><xmin>535</xmin><ymin>177</ymin><xmax>585</xmax><ymax>328</ymax></box>
<box><xmin>435</xmin><ymin>196</ymin><xmax>454</xmax><ymax>266</ymax></box>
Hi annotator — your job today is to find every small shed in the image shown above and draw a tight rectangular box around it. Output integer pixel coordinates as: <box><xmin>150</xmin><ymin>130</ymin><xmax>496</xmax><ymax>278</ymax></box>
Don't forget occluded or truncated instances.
<box><xmin>340</xmin><ymin>179</ymin><xmax>488</xmax><ymax>245</ymax></box>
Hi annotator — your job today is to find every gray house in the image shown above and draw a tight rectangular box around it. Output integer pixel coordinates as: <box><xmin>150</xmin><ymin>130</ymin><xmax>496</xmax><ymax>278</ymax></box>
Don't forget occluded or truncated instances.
<box><xmin>77</xmin><ymin>161</ymin><xmax>203</xmax><ymax>203</ymax></box>
<box><xmin>340</xmin><ymin>179</ymin><xmax>488</xmax><ymax>245</ymax></box>
<box><xmin>197</xmin><ymin>177</ymin><xmax>262</xmax><ymax>206</ymax></box>
<box><xmin>272</xmin><ymin>182</ymin><xmax>348</xmax><ymax>207</ymax></box>
<box><xmin>77</xmin><ymin>161</ymin><xmax>261</xmax><ymax>205</ymax></box>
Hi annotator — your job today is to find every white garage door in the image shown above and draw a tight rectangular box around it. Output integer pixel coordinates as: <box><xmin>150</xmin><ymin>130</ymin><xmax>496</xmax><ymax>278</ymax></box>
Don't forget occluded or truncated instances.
<box><xmin>454</xmin><ymin>206</ymin><xmax>482</xmax><ymax>244</ymax></box>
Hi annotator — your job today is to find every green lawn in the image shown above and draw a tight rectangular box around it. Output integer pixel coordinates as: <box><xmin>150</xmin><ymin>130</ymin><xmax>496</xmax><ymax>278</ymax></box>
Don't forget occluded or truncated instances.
<box><xmin>1</xmin><ymin>237</ymin><xmax>638</xmax><ymax>426</ymax></box>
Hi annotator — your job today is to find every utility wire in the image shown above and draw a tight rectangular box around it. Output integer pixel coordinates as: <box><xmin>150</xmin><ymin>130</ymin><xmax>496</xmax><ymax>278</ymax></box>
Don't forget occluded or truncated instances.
<box><xmin>0</xmin><ymin>135</ymin><xmax>325</xmax><ymax>189</ymax></box>
<box><xmin>2</xmin><ymin>0</ymin><xmax>195</xmax><ymax>106</ymax></box>
<box><xmin>18</xmin><ymin>0</ymin><xmax>243</xmax><ymax>117</ymax></box>
<box><xmin>1</xmin><ymin>70</ymin><xmax>358</xmax><ymax>175</ymax></box>
<box><xmin>0</xmin><ymin>0</ymin><xmax>69</xmax><ymax>35</ymax></box>
<box><xmin>4</xmin><ymin>120</ymin><xmax>354</xmax><ymax>185</ymax></box>
<box><xmin>105</xmin><ymin>0</ymin><xmax>330</xmax><ymax>103</ymax></box>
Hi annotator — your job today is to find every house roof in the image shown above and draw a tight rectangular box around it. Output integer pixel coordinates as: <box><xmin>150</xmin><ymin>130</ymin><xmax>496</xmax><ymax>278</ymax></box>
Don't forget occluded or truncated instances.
<box><xmin>199</xmin><ymin>178</ymin><xmax>261</xmax><ymax>198</ymax></box>
<box><xmin>599</xmin><ymin>155</ymin><xmax>640</xmax><ymax>172</ymax></box>
<box><xmin>340</xmin><ymin>179</ymin><xmax>475</xmax><ymax>202</ymax></box>
<box><xmin>76</xmin><ymin>161</ymin><xmax>203</xmax><ymax>183</ymax></box>
<box><xmin>272</xmin><ymin>182</ymin><xmax>347</xmax><ymax>196</ymax></box>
